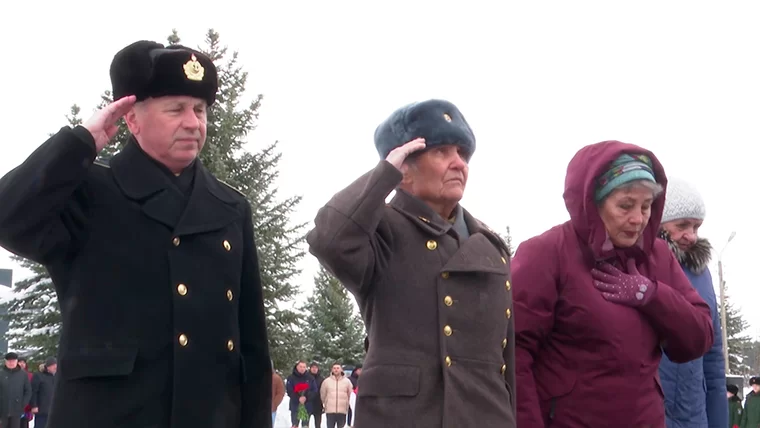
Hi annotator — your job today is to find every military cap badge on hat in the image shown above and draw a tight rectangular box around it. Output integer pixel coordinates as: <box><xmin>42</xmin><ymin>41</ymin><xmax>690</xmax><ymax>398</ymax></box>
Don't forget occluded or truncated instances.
<box><xmin>183</xmin><ymin>54</ymin><xmax>205</xmax><ymax>81</ymax></box>
<box><xmin>110</xmin><ymin>40</ymin><xmax>218</xmax><ymax>106</ymax></box>
<box><xmin>374</xmin><ymin>99</ymin><xmax>476</xmax><ymax>160</ymax></box>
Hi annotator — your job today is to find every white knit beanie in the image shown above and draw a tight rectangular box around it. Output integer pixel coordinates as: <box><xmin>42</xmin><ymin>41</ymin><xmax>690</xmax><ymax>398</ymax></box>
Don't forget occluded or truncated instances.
<box><xmin>661</xmin><ymin>177</ymin><xmax>706</xmax><ymax>224</ymax></box>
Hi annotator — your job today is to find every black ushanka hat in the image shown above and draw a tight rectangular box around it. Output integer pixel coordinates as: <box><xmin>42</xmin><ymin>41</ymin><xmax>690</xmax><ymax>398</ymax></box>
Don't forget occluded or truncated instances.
<box><xmin>110</xmin><ymin>40</ymin><xmax>218</xmax><ymax>106</ymax></box>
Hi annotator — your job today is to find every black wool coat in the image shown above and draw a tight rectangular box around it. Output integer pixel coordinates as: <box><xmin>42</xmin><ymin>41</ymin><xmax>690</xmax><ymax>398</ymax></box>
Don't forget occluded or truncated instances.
<box><xmin>0</xmin><ymin>126</ymin><xmax>272</xmax><ymax>428</ymax></box>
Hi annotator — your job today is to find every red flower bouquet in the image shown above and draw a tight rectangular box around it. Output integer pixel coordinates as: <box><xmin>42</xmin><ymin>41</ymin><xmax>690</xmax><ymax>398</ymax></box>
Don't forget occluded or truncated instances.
<box><xmin>294</xmin><ymin>382</ymin><xmax>310</xmax><ymax>422</ymax></box>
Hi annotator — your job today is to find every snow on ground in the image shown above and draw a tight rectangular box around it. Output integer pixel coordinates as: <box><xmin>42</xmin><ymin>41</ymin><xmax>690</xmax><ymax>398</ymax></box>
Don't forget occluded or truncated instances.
<box><xmin>18</xmin><ymin>386</ymin><xmax>756</xmax><ymax>427</ymax></box>
<box><xmin>274</xmin><ymin>398</ymin><xmax>341</xmax><ymax>428</ymax></box>
<box><xmin>20</xmin><ymin>400</ymin><xmax>323</xmax><ymax>428</ymax></box>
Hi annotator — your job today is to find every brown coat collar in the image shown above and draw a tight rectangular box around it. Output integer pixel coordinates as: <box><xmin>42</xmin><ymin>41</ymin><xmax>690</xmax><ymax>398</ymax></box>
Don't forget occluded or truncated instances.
<box><xmin>389</xmin><ymin>189</ymin><xmax>511</xmax><ymax>255</ymax></box>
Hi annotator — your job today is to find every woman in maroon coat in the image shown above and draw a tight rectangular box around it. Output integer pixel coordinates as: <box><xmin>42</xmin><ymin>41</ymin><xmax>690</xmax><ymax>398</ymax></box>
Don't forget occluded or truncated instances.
<box><xmin>512</xmin><ymin>140</ymin><xmax>714</xmax><ymax>427</ymax></box>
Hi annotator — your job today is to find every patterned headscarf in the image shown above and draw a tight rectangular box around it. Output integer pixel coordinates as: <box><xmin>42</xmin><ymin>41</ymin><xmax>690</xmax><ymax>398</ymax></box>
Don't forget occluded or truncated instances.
<box><xmin>595</xmin><ymin>154</ymin><xmax>656</xmax><ymax>202</ymax></box>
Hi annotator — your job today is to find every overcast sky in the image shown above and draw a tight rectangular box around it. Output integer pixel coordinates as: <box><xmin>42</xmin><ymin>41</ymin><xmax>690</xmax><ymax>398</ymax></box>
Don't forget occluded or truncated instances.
<box><xmin>2</xmin><ymin>1</ymin><xmax>758</xmax><ymax>334</ymax></box>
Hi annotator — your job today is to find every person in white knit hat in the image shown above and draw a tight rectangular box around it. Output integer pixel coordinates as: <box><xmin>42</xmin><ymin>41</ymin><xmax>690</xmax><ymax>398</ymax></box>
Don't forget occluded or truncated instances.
<box><xmin>657</xmin><ymin>176</ymin><xmax>728</xmax><ymax>428</ymax></box>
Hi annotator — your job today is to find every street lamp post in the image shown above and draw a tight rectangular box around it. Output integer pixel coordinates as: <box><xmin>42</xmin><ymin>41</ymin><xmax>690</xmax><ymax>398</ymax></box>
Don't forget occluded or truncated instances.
<box><xmin>719</xmin><ymin>231</ymin><xmax>736</xmax><ymax>374</ymax></box>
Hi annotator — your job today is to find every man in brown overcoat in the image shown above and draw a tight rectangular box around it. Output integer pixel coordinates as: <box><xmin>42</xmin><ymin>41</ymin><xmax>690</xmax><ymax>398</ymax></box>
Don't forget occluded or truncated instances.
<box><xmin>307</xmin><ymin>99</ymin><xmax>516</xmax><ymax>428</ymax></box>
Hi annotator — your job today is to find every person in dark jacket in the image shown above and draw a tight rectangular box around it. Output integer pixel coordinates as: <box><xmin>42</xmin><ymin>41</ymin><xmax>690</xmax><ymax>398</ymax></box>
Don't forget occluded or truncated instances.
<box><xmin>658</xmin><ymin>177</ymin><xmax>728</xmax><ymax>428</ymax></box>
<box><xmin>0</xmin><ymin>40</ymin><xmax>272</xmax><ymax>428</ymax></box>
<box><xmin>346</xmin><ymin>365</ymin><xmax>360</xmax><ymax>426</ymax></box>
<box><xmin>513</xmin><ymin>142</ymin><xmax>714</xmax><ymax>427</ymax></box>
<box><xmin>742</xmin><ymin>377</ymin><xmax>760</xmax><ymax>428</ymax></box>
<box><xmin>17</xmin><ymin>358</ymin><xmax>32</xmax><ymax>428</ymax></box>
<box><xmin>727</xmin><ymin>384</ymin><xmax>742</xmax><ymax>428</ymax></box>
<box><xmin>30</xmin><ymin>357</ymin><xmax>57</xmax><ymax>428</ymax></box>
<box><xmin>309</xmin><ymin>362</ymin><xmax>325</xmax><ymax>427</ymax></box>
<box><xmin>0</xmin><ymin>365</ymin><xmax>8</xmax><ymax>428</ymax></box>
<box><xmin>0</xmin><ymin>353</ymin><xmax>31</xmax><ymax>428</ymax></box>
<box><xmin>286</xmin><ymin>361</ymin><xmax>317</xmax><ymax>428</ymax></box>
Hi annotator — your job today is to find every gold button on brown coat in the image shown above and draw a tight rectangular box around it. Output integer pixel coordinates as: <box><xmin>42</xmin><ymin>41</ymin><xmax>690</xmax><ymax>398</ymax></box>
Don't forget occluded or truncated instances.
<box><xmin>307</xmin><ymin>161</ymin><xmax>516</xmax><ymax>428</ymax></box>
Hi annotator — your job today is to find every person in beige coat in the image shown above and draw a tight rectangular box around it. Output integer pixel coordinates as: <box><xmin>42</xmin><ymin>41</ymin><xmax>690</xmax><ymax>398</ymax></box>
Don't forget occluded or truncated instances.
<box><xmin>320</xmin><ymin>363</ymin><xmax>353</xmax><ymax>428</ymax></box>
<box><xmin>307</xmin><ymin>99</ymin><xmax>516</xmax><ymax>428</ymax></box>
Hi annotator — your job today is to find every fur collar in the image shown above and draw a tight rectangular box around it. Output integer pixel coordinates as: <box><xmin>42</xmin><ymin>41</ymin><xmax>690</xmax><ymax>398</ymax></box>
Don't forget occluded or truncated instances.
<box><xmin>658</xmin><ymin>230</ymin><xmax>712</xmax><ymax>274</ymax></box>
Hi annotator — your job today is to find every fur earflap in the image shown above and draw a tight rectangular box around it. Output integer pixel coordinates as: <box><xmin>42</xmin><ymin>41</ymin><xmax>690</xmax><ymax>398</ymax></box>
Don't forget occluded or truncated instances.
<box><xmin>658</xmin><ymin>230</ymin><xmax>712</xmax><ymax>274</ymax></box>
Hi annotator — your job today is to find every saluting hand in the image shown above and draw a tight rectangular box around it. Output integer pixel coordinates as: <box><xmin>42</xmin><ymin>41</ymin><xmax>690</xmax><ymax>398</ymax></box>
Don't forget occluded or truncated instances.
<box><xmin>83</xmin><ymin>95</ymin><xmax>137</xmax><ymax>152</ymax></box>
<box><xmin>591</xmin><ymin>259</ymin><xmax>658</xmax><ymax>308</ymax></box>
<box><xmin>386</xmin><ymin>138</ymin><xmax>426</xmax><ymax>172</ymax></box>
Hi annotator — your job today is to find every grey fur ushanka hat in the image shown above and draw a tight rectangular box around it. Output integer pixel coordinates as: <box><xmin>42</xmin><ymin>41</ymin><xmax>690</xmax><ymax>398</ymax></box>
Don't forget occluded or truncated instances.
<box><xmin>373</xmin><ymin>99</ymin><xmax>476</xmax><ymax>159</ymax></box>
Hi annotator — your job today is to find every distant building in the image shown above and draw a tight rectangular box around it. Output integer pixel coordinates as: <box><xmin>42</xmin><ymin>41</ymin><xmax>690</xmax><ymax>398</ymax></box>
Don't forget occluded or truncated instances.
<box><xmin>0</xmin><ymin>269</ymin><xmax>11</xmax><ymax>354</ymax></box>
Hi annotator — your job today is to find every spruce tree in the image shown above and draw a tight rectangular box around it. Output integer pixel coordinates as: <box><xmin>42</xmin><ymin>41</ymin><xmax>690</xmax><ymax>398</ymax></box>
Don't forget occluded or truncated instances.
<box><xmin>304</xmin><ymin>266</ymin><xmax>366</xmax><ymax>366</ymax></box>
<box><xmin>740</xmin><ymin>340</ymin><xmax>760</xmax><ymax>378</ymax></box>
<box><xmin>725</xmin><ymin>287</ymin><xmax>752</xmax><ymax>375</ymax></box>
<box><xmin>499</xmin><ymin>226</ymin><xmax>514</xmax><ymax>256</ymax></box>
<box><xmin>2</xmin><ymin>29</ymin><xmax>306</xmax><ymax>370</ymax></box>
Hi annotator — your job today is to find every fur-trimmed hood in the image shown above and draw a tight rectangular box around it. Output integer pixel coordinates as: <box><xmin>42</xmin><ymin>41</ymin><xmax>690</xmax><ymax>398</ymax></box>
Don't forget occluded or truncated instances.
<box><xmin>658</xmin><ymin>230</ymin><xmax>712</xmax><ymax>274</ymax></box>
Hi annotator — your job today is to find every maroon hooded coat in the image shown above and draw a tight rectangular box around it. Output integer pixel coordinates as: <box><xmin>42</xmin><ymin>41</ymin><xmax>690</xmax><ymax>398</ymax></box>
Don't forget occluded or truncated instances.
<box><xmin>512</xmin><ymin>141</ymin><xmax>714</xmax><ymax>428</ymax></box>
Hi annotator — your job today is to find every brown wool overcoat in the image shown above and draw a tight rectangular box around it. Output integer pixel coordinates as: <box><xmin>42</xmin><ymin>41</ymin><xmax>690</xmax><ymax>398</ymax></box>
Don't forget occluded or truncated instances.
<box><xmin>307</xmin><ymin>160</ymin><xmax>516</xmax><ymax>428</ymax></box>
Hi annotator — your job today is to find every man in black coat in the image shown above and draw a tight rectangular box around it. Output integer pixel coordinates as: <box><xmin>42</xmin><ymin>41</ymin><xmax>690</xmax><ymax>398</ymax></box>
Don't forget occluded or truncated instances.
<box><xmin>30</xmin><ymin>357</ymin><xmax>56</xmax><ymax>428</ymax></box>
<box><xmin>0</xmin><ymin>353</ymin><xmax>31</xmax><ymax>428</ymax></box>
<box><xmin>0</xmin><ymin>40</ymin><xmax>272</xmax><ymax>428</ymax></box>
<box><xmin>308</xmin><ymin>363</ymin><xmax>324</xmax><ymax>427</ymax></box>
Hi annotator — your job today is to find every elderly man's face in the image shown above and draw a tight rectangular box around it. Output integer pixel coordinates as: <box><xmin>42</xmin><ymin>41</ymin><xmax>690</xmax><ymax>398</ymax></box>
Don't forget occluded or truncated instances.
<box><xmin>125</xmin><ymin>95</ymin><xmax>208</xmax><ymax>174</ymax></box>
<box><xmin>402</xmin><ymin>144</ymin><xmax>469</xmax><ymax>209</ymax></box>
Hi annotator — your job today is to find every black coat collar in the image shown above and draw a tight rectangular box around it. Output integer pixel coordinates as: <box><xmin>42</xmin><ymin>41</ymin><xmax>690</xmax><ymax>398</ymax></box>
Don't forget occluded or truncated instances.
<box><xmin>110</xmin><ymin>139</ymin><xmax>240</xmax><ymax>235</ymax></box>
